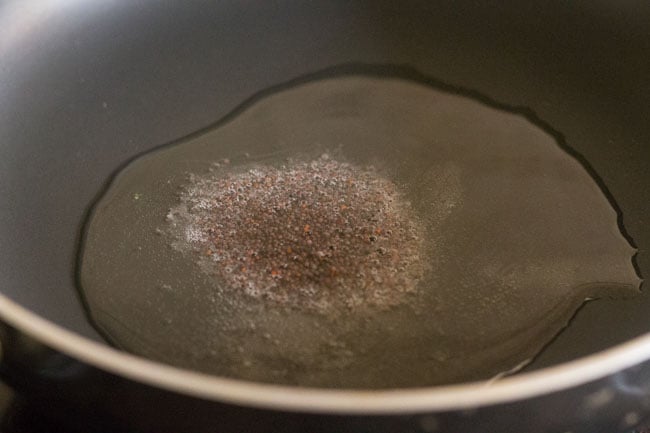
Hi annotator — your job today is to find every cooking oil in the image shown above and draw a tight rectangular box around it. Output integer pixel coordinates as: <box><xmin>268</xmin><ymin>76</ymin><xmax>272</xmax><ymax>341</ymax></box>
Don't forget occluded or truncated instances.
<box><xmin>78</xmin><ymin>71</ymin><xmax>640</xmax><ymax>388</ymax></box>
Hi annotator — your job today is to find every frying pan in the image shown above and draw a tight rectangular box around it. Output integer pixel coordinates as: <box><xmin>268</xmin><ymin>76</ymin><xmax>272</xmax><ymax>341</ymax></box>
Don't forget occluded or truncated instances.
<box><xmin>0</xmin><ymin>0</ymin><xmax>649</xmax><ymax>432</ymax></box>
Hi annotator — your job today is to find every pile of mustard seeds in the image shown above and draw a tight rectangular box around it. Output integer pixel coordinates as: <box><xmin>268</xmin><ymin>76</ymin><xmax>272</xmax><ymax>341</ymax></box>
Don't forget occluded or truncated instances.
<box><xmin>166</xmin><ymin>154</ymin><xmax>427</xmax><ymax>312</ymax></box>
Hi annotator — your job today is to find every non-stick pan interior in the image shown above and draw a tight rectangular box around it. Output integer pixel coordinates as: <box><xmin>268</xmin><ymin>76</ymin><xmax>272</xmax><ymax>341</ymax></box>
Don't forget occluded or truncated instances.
<box><xmin>0</xmin><ymin>0</ymin><xmax>648</xmax><ymax>374</ymax></box>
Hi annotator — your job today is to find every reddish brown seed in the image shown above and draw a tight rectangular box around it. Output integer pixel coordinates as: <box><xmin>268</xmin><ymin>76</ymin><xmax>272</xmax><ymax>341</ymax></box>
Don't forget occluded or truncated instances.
<box><xmin>168</xmin><ymin>154</ymin><xmax>427</xmax><ymax>313</ymax></box>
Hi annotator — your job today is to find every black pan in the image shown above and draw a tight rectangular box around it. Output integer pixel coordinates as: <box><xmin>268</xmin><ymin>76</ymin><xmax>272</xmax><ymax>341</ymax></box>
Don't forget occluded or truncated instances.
<box><xmin>0</xmin><ymin>1</ymin><xmax>649</xmax><ymax>432</ymax></box>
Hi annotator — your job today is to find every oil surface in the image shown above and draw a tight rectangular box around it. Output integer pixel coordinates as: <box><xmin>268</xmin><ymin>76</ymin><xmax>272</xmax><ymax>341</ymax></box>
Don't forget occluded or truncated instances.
<box><xmin>78</xmin><ymin>73</ymin><xmax>641</xmax><ymax>388</ymax></box>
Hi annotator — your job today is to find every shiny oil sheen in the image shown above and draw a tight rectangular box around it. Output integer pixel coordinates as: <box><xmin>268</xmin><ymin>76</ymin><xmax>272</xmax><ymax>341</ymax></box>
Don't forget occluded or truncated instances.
<box><xmin>78</xmin><ymin>74</ymin><xmax>640</xmax><ymax>388</ymax></box>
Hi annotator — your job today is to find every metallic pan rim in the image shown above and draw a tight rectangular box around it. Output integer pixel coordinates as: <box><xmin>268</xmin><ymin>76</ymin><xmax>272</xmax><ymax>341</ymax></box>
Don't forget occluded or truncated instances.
<box><xmin>1</xmin><ymin>293</ymin><xmax>650</xmax><ymax>414</ymax></box>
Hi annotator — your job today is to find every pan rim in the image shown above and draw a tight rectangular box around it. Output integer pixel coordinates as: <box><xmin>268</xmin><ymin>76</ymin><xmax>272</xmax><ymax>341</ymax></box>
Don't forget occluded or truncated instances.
<box><xmin>1</xmin><ymin>293</ymin><xmax>650</xmax><ymax>414</ymax></box>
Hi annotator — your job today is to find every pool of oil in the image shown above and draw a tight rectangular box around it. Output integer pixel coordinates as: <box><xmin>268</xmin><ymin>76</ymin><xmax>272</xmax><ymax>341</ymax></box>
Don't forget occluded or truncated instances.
<box><xmin>78</xmin><ymin>70</ymin><xmax>641</xmax><ymax>388</ymax></box>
